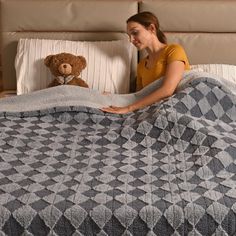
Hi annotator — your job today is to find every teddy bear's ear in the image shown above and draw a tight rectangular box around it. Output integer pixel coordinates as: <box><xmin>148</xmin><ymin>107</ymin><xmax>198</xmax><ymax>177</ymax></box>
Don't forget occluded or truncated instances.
<box><xmin>77</xmin><ymin>56</ymin><xmax>87</xmax><ymax>70</ymax></box>
<box><xmin>44</xmin><ymin>55</ymin><xmax>54</xmax><ymax>67</ymax></box>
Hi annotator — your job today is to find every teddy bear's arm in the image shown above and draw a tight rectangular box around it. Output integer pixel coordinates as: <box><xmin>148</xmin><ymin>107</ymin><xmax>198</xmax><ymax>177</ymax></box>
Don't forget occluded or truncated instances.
<box><xmin>48</xmin><ymin>79</ymin><xmax>60</xmax><ymax>87</ymax></box>
<box><xmin>68</xmin><ymin>77</ymin><xmax>89</xmax><ymax>88</ymax></box>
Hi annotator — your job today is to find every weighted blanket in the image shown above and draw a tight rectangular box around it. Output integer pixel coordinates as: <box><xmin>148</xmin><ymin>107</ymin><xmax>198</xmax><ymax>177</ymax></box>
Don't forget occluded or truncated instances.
<box><xmin>0</xmin><ymin>71</ymin><xmax>236</xmax><ymax>236</ymax></box>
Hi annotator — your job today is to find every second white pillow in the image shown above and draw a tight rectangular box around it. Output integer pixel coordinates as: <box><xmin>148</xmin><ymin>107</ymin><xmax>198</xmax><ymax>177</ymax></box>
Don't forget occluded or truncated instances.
<box><xmin>190</xmin><ymin>64</ymin><xmax>236</xmax><ymax>84</ymax></box>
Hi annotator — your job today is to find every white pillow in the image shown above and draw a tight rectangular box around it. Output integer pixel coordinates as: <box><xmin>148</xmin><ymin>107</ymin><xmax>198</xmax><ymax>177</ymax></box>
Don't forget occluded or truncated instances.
<box><xmin>190</xmin><ymin>64</ymin><xmax>236</xmax><ymax>84</ymax></box>
<box><xmin>15</xmin><ymin>38</ymin><xmax>133</xmax><ymax>95</ymax></box>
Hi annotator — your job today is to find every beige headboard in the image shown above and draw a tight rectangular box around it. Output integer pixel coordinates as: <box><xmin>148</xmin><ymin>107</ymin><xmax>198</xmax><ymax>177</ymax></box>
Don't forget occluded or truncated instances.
<box><xmin>140</xmin><ymin>0</ymin><xmax>236</xmax><ymax>65</ymax></box>
<box><xmin>1</xmin><ymin>0</ymin><xmax>236</xmax><ymax>92</ymax></box>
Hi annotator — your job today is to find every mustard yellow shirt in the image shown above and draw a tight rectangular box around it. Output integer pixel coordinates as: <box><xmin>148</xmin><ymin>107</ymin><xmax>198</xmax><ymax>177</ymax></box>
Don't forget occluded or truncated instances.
<box><xmin>136</xmin><ymin>44</ymin><xmax>190</xmax><ymax>91</ymax></box>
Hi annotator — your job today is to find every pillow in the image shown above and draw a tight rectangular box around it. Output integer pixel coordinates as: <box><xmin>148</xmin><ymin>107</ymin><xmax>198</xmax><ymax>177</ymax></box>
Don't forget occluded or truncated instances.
<box><xmin>15</xmin><ymin>38</ymin><xmax>133</xmax><ymax>95</ymax></box>
<box><xmin>190</xmin><ymin>64</ymin><xmax>236</xmax><ymax>84</ymax></box>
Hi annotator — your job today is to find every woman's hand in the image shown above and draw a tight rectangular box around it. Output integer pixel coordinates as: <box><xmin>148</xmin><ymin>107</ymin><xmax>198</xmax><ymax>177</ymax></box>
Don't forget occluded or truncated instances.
<box><xmin>101</xmin><ymin>61</ymin><xmax>185</xmax><ymax>115</ymax></box>
<box><xmin>101</xmin><ymin>105</ymin><xmax>132</xmax><ymax>114</ymax></box>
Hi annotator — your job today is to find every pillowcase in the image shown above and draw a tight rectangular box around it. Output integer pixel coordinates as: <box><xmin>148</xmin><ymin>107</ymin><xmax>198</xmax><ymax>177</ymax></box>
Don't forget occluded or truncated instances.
<box><xmin>15</xmin><ymin>38</ymin><xmax>133</xmax><ymax>95</ymax></box>
<box><xmin>190</xmin><ymin>64</ymin><xmax>236</xmax><ymax>84</ymax></box>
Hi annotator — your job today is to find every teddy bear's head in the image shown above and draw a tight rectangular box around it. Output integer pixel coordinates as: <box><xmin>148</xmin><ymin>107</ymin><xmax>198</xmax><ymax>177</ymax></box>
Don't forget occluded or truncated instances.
<box><xmin>44</xmin><ymin>52</ymin><xmax>89</xmax><ymax>88</ymax></box>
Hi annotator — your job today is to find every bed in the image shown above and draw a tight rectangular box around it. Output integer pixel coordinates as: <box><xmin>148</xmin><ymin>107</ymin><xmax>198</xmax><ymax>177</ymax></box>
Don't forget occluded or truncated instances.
<box><xmin>1</xmin><ymin>0</ymin><xmax>236</xmax><ymax>235</ymax></box>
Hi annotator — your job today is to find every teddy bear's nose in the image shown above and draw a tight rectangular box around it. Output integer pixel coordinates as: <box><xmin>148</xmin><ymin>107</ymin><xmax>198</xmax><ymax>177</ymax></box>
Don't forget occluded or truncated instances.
<box><xmin>58</xmin><ymin>63</ymin><xmax>72</xmax><ymax>75</ymax></box>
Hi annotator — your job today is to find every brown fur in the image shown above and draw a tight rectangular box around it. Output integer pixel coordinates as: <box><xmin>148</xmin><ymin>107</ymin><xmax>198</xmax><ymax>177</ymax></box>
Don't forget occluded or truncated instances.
<box><xmin>44</xmin><ymin>52</ymin><xmax>89</xmax><ymax>88</ymax></box>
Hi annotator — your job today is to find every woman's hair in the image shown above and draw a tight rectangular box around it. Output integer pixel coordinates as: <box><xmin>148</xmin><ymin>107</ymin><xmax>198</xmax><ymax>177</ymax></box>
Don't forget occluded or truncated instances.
<box><xmin>126</xmin><ymin>11</ymin><xmax>167</xmax><ymax>44</ymax></box>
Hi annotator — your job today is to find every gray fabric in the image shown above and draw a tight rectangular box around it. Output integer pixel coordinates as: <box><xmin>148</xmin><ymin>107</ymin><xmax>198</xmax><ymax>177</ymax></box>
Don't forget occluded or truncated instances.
<box><xmin>1</xmin><ymin>70</ymin><xmax>235</xmax><ymax>113</ymax></box>
<box><xmin>0</xmin><ymin>72</ymin><xmax>236</xmax><ymax>235</ymax></box>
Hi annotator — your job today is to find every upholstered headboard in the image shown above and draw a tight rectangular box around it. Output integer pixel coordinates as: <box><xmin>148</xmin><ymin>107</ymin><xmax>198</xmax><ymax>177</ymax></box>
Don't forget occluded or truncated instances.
<box><xmin>140</xmin><ymin>0</ymin><xmax>236</xmax><ymax>65</ymax></box>
<box><xmin>1</xmin><ymin>0</ymin><xmax>236</xmax><ymax>92</ymax></box>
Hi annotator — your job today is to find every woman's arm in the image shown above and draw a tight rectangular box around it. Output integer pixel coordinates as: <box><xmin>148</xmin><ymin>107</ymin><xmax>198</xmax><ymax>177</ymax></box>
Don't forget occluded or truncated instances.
<box><xmin>101</xmin><ymin>60</ymin><xmax>185</xmax><ymax>114</ymax></box>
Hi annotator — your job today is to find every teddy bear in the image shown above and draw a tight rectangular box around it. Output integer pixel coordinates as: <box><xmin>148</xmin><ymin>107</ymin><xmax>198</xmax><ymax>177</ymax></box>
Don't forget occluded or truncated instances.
<box><xmin>44</xmin><ymin>52</ymin><xmax>89</xmax><ymax>88</ymax></box>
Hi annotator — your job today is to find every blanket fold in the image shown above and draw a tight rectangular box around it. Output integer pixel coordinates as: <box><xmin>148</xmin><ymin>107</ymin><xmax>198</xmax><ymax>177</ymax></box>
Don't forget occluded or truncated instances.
<box><xmin>1</xmin><ymin>70</ymin><xmax>236</xmax><ymax>114</ymax></box>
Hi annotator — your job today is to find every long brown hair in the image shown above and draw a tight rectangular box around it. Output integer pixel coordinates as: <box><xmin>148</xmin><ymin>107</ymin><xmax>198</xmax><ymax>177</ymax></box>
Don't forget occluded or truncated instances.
<box><xmin>126</xmin><ymin>11</ymin><xmax>167</xmax><ymax>44</ymax></box>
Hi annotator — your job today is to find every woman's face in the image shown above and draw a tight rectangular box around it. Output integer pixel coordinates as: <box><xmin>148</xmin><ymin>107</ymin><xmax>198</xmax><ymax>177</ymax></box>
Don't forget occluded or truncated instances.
<box><xmin>127</xmin><ymin>21</ymin><xmax>153</xmax><ymax>50</ymax></box>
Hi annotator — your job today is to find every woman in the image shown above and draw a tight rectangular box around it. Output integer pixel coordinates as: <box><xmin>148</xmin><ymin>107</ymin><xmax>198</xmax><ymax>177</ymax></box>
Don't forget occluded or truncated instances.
<box><xmin>102</xmin><ymin>11</ymin><xmax>190</xmax><ymax>114</ymax></box>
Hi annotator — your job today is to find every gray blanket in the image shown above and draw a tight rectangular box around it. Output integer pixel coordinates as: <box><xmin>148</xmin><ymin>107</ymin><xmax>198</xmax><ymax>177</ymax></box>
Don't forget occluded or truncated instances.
<box><xmin>0</xmin><ymin>71</ymin><xmax>236</xmax><ymax>236</ymax></box>
<box><xmin>1</xmin><ymin>71</ymin><xmax>235</xmax><ymax>113</ymax></box>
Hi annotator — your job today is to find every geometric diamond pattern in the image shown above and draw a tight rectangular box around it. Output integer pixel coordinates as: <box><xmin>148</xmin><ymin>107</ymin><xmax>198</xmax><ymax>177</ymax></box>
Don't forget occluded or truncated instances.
<box><xmin>0</xmin><ymin>77</ymin><xmax>236</xmax><ymax>235</ymax></box>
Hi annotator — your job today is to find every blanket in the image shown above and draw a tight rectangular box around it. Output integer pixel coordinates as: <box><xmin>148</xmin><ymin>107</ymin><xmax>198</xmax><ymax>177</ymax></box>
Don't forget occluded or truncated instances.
<box><xmin>1</xmin><ymin>70</ymin><xmax>235</xmax><ymax>114</ymax></box>
<box><xmin>0</xmin><ymin>71</ymin><xmax>236</xmax><ymax>236</ymax></box>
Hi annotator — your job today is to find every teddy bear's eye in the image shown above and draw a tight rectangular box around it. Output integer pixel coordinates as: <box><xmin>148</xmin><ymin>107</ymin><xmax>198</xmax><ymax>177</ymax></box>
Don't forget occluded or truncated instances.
<box><xmin>53</xmin><ymin>58</ymin><xmax>59</xmax><ymax>64</ymax></box>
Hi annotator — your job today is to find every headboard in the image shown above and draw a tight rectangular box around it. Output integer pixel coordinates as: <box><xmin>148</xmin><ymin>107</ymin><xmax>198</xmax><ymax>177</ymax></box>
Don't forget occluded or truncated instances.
<box><xmin>140</xmin><ymin>0</ymin><xmax>236</xmax><ymax>65</ymax></box>
<box><xmin>1</xmin><ymin>0</ymin><xmax>236</xmax><ymax>92</ymax></box>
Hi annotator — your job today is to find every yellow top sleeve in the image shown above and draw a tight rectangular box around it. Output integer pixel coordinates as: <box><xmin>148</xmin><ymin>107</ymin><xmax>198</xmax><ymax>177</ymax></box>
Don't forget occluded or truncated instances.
<box><xmin>136</xmin><ymin>44</ymin><xmax>190</xmax><ymax>91</ymax></box>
